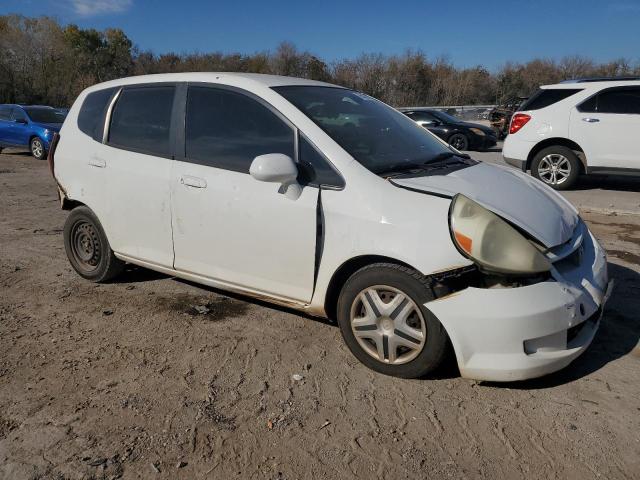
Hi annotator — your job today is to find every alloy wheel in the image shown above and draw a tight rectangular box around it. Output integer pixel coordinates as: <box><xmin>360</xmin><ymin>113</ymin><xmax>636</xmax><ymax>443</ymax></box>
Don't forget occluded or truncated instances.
<box><xmin>350</xmin><ymin>286</ymin><xmax>426</xmax><ymax>365</ymax></box>
<box><xmin>537</xmin><ymin>154</ymin><xmax>571</xmax><ymax>186</ymax></box>
<box><xmin>31</xmin><ymin>139</ymin><xmax>43</xmax><ymax>158</ymax></box>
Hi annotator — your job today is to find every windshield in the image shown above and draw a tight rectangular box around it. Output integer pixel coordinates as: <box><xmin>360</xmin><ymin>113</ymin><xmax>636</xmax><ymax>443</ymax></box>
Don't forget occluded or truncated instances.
<box><xmin>273</xmin><ymin>86</ymin><xmax>451</xmax><ymax>173</ymax></box>
<box><xmin>24</xmin><ymin>108</ymin><xmax>66</xmax><ymax>124</ymax></box>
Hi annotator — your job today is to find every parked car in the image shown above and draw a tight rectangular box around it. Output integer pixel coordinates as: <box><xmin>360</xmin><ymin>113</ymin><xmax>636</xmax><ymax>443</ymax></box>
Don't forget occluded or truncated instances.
<box><xmin>0</xmin><ymin>104</ymin><xmax>66</xmax><ymax>159</ymax></box>
<box><xmin>50</xmin><ymin>73</ymin><xmax>611</xmax><ymax>381</ymax></box>
<box><xmin>400</xmin><ymin>108</ymin><xmax>497</xmax><ymax>151</ymax></box>
<box><xmin>503</xmin><ymin>77</ymin><xmax>640</xmax><ymax>189</ymax></box>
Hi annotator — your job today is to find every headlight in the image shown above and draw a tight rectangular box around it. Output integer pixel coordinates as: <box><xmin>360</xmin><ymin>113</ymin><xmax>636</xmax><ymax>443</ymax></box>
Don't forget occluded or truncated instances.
<box><xmin>43</xmin><ymin>129</ymin><xmax>51</xmax><ymax>138</ymax></box>
<box><xmin>469</xmin><ymin>127</ymin><xmax>486</xmax><ymax>136</ymax></box>
<box><xmin>449</xmin><ymin>194</ymin><xmax>551</xmax><ymax>275</ymax></box>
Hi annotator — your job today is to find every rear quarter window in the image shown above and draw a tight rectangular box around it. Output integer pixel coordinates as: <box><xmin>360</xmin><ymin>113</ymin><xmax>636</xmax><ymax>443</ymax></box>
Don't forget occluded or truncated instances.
<box><xmin>519</xmin><ymin>89</ymin><xmax>582</xmax><ymax>111</ymax></box>
<box><xmin>77</xmin><ymin>88</ymin><xmax>117</xmax><ymax>141</ymax></box>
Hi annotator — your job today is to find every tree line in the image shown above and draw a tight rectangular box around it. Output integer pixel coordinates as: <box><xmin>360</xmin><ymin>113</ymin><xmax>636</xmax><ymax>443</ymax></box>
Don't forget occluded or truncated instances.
<box><xmin>1</xmin><ymin>14</ymin><xmax>639</xmax><ymax>108</ymax></box>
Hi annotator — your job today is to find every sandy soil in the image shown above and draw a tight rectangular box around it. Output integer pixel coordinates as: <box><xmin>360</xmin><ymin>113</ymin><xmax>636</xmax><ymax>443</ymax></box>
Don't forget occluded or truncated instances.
<box><xmin>1</xmin><ymin>151</ymin><xmax>639</xmax><ymax>480</ymax></box>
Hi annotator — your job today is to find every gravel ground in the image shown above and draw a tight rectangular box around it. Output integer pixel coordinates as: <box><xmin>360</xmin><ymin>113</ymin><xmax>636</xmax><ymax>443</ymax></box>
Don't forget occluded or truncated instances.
<box><xmin>1</xmin><ymin>150</ymin><xmax>639</xmax><ymax>480</ymax></box>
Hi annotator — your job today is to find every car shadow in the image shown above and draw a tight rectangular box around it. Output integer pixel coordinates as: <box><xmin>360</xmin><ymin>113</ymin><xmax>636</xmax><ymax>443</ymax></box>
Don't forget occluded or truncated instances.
<box><xmin>573</xmin><ymin>174</ymin><xmax>640</xmax><ymax>193</ymax></box>
<box><xmin>481</xmin><ymin>261</ymin><xmax>640</xmax><ymax>389</ymax></box>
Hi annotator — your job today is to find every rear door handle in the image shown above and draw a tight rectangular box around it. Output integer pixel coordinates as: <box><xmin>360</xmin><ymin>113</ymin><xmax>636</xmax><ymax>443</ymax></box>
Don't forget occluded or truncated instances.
<box><xmin>582</xmin><ymin>118</ymin><xmax>600</xmax><ymax>123</ymax></box>
<box><xmin>180</xmin><ymin>175</ymin><xmax>207</xmax><ymax>188</ymax></box>
<box><xmin>88</xmin><ymin>156</ymin><xmax>106</xmax><ymax>168</ymax></box>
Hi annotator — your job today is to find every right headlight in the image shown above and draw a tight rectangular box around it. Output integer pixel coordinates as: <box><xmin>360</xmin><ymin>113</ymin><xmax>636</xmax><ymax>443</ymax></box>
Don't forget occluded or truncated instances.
<box><xmin>449</xmin><ymin>194</ymin><xmax>551</xmax><ymax>275</ymax></box>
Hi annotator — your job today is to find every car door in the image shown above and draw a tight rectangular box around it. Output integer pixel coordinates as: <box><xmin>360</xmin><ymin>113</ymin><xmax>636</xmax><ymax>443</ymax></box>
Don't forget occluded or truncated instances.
<box><xmin>98</xmin><ymin>84</ymin><xmax>177</xmax><ymax>267</ymax></box>
<box><xmin>569</xmin><ymin>86</ymin><xmax>640</xmax><ymax>171</ymax></box>
<box><xmin>10</xmin><ymin>107</ymin><xmax>31</xmax><ymax>146</ymax></box>
<box><xmin>171</xmin><ymin>84</ymin><xmax>318</xmax><ymax>303</ymax></box>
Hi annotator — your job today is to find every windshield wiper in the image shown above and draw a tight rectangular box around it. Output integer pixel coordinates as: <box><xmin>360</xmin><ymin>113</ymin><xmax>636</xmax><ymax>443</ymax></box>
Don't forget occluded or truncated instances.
<box><xmin>373</xmin><ymin>162</ymin><xmax>429</xmax><ymax>176</ymax></box>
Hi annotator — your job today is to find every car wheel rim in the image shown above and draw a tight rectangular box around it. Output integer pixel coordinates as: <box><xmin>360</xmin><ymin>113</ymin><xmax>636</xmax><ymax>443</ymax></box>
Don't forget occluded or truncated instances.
<box><xmin>32</xmin><ymin>140</ymin><xmax>43</xmax><ymax>158</ymax></box>
<box><xmin>450</xmin><ymin>136</ymin><xmax>465</xmax><ymax>150</ymax></box>
<box><xmin>538</xmin><ymin>154</ymin><xmax>571</xmax><ymax>185</ymax></box>
<box><xmin>70</xmin><ymin>220</ymin><xmax>101</xmax><ymax>272</ymax></box>
<box><xmin>350</xmin><ymin>286</ymin><xmax>426</xmax><ymax>365</ymax></box>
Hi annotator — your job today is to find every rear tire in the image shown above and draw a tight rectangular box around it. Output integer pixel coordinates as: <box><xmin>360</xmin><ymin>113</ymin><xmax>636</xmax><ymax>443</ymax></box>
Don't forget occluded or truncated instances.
<box><xmin>336</xmin><ymin>263</ymin><xmax>449</xmax><ymax>379</ymax></box>
<box><xmin>63</xmin><ymin>206</ymin><xmax>124</xmax><ymax>282</ymax></box>
<box><xmin>30</xmin><ymin>137</ymin><xmax>46</xmax><ymax>160</ymax></box>
<box><xmin>531</xmin><ymin>146</ymin><xmax>580</xmax><ymax>190</ymax></box>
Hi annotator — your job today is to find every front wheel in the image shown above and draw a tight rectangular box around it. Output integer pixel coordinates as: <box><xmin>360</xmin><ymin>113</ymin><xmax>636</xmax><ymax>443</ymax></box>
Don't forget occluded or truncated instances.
<box><xmin>531</xmin><ymin>146</ymin><xmax>581</xmax><ymax>190</ymax></box>
<box><xmin>63</xmin><ymin>206</ymin><xmax>124</xmax><ymax>282</ymax></box>
<box><xmin>30</xmin><ymin>137</ymin><xmax>46</xmax><ymax>160</ymax></box>
<box><xmin>448</xmin><ymin>133</ymin><xmax>469</xmax><ymax>151</ymax></box>
<box><xmin>337</xmin><ymin>263</ymin><xmax>449</xmax><ymax>378</ymax></box>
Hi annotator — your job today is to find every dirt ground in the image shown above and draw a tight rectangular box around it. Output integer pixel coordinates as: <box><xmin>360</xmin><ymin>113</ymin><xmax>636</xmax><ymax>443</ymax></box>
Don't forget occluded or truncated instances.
<box><xmin>1</xmin><ymin>150</ymin><xmax>639</xmax><ymax>480</ymax></box>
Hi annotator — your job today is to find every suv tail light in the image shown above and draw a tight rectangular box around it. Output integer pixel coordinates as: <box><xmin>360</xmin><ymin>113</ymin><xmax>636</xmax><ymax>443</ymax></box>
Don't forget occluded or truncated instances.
<box><xmin>509</xmin><ymin>113</ymin><xmax>531</xmax><ymax>134</ymax></box>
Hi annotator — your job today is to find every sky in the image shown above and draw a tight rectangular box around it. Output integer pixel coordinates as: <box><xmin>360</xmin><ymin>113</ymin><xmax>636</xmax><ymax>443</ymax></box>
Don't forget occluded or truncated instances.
<box><xmin>2</xmin><ymin>0</ymin><xmax>640</xmax><ymax>69</ymax></box>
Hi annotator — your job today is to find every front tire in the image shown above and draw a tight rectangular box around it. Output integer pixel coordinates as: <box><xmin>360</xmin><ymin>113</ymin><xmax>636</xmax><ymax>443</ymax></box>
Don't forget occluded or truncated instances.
<box><xmin>63</xmin><ymin>206</ymin><xmax>124</xmax><ymax>282</ymax></box>
<box><xmin>531</xmin><ymin>146</ymin><xmax>580</xmax><ymax>190</ymax></box>
<box><xmin>448</xmin><ymin>133</ymin><xmax>469</xmax><ymax>151</ymax></box>
<box><xmin>337</xmin><ymin>263</ymin><xmax>449</xmax><ymax>378</ymax></box>
<box><xmin>30</xmin><ymin>137</ymin><xmax>46</xmax><ymax>160</ymax></box>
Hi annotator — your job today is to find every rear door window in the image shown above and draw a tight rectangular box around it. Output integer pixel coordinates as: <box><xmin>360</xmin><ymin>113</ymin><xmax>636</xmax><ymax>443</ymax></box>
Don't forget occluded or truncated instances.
<box><xmin>579</xmin><ymin>87</ymin><xmax>640</xmax><ymax>114</ymax></box>
<box><xmin>78</xmin><ymin>87</ymin><xmax>117</xmax><ymax>140</ymax></box>
<box><xmin>520</xmin><ymin>89</ymin><xmax>582</xmax><ymax>111</ymax></box>
<box><xmin>108</xmin><ymin>86</ymin><xmax>175</xmax><ymax>157</ymax></box>
<box><xmin>185</xmin><ymin>86</ymin><xmax>294</xmax><ymax>173</ymax></box>
<box><xmin>0</xmin><ymin>106</ymin><xmax>11</xmax><ymax>120</ymax></box>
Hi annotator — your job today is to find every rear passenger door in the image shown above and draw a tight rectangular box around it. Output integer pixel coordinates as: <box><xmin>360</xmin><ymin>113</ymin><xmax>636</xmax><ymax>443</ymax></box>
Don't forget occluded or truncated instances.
<box><xmin>99</xmin><ymin>84</ymin><xmax>178</xmax><ymax>267</ymax></box>
<box><xmin>170</xmin><ymin>84</ymin><xmax>320</xmax><ymax>303</ymax></box>
<box><xmin>570</xmin><ymin>86</ymin><xmax>640</xmax><ymax>172</ymax></box>
<box><xmin>0</xmin><ymin>106</ymin><xmax>11</xmax><ymax>143</ymax></box>
<box><xmin>10</xmin><ymin>108</ymin><xmax>30</xmax><ymax>146</ymax></box>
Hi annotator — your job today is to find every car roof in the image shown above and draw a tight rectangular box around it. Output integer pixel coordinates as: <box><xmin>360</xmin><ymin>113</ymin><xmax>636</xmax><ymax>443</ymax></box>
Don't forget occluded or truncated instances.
<box><xmin>541</xmin><ymin>78</ymin><xmax>640</xmax><ymax>89</ymax></box>
<box><xmin>85</xmin><ymin>72</ymin><xmax>341</xmax><ymax>93</ymax></box>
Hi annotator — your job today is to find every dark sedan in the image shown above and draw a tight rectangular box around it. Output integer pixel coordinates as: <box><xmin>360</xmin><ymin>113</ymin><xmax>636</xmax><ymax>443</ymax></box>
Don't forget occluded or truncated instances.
<box><xmin>401</xmin><ymin>108</ymin><xmax>497</xmax><ymax>151</ymax></box>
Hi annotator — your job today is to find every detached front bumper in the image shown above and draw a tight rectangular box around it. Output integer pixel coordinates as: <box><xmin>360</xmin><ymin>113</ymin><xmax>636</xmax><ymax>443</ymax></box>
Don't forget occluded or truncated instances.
<box><xmin>426</xmin><ymin>229</ymin><xmax>611</xmax><ymax>382</ymax></box>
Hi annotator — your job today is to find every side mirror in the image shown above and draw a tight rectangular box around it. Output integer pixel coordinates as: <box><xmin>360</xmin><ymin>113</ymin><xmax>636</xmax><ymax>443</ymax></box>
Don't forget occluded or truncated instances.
<box><xmin>249</xmin><ymin>153</ymin><xmax>301</xmax><ymax>200</ymax></box>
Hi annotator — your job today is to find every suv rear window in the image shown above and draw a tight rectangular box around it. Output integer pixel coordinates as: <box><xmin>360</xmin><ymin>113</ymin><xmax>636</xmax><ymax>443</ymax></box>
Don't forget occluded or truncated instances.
<box><xmin>78</xmin><ymin>88</ymin><xmax>116</xmax><ymax>140</ymax></box>
<box><xmin>520</xmin><ymin>89</ymin><xmax>582</xmax><ymax>111</ymax></box>
<box><xmin>108</xmin><ymin>86</ymin><xmax>175</xmax><ymax>157</ymax></box>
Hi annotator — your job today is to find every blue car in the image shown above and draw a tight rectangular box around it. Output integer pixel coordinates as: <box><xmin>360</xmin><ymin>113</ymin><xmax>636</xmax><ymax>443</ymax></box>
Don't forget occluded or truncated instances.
<box><xmin>0</xmin><ymin>104</ymin><xmax>66</xmax><ymax>159</ymax></box>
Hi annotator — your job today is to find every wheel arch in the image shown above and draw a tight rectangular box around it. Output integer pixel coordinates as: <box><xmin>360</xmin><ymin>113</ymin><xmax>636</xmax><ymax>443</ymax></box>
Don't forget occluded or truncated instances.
<box><xmin>323</xmin><ymin>255</ymin><xmax>418</xmax><ymax>321</ymax></box>
<box><xmin>526</xmin><ymin>138</ymin><xmax>586</xmax><ymax>172</ymax></box>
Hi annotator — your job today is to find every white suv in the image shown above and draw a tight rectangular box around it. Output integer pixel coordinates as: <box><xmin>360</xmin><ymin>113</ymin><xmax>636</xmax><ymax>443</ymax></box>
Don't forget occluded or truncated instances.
<box><xmin>49</xmin><ymin>73</ymin><xmax>611</xmax><ymax>381</ymax></box>
<box><xmin>503</xmin><ymin>78</ymin><xmax>640</xmax><ymax>189</ymax></box>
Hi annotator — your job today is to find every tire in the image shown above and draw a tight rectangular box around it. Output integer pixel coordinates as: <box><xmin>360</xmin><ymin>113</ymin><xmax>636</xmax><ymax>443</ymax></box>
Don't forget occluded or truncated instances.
<box><xmin>63</xmin><ymin>206</ymin><xmax>124</xmax><ymax>282</ymax></box>
<box><xmin>448</xmin><ymin>133</ymin><xmax>469</xmax><ymax>151</ymax></box>
<box><xmin>336</xmin><ymin>263</ymin><xmax>449</xmax><ymax>378</ymax></box>
<box><xmin>531</xmin><ymin>146</ymin><xmax>581</xmax><ymax>190</ymax></box>
<box><xmin>30</xmin><ymin>137</ymin><xmax>46</xmax><ymax>160</ymax></box>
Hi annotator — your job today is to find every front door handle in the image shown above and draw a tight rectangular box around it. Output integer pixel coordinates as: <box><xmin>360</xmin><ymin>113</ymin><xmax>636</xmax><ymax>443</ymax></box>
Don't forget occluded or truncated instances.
<box><xmin>180</xmin><ymin>175</ymin><xmax>207</xmax><ymax>188</ymax></box>
<box><xmin>88</xmin><ymin>156</ymin><xmax>106</xmax><ymax>168</ymax></box>
<box><xmin>582</xmin><ymin>117</ymin><xmax>600</xmax><ymax>123</ymax></box>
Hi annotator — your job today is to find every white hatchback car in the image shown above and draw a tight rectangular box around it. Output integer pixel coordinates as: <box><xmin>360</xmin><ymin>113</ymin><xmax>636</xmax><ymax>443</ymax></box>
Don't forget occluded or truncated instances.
<box><xmin>503</xmin><ymin>78</ymin><xmax>640</xmax><ymax>190</ymax></box>
<box><xmin>50</xmin><ymin>73</ymin><xmax>612</xmax><ymax>381</ymax></box>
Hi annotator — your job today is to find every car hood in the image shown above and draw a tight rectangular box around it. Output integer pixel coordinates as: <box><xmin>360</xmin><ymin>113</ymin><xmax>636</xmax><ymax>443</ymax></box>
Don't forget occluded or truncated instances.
<box><xmin>33</xmin><ymin>122</ymin><xmax>62</xmax><ymax>131</ymax></box>
<box><xmin>391</xmin><ymin>162</ymin><xmax>579</xmax><ymax>248</ymax></box>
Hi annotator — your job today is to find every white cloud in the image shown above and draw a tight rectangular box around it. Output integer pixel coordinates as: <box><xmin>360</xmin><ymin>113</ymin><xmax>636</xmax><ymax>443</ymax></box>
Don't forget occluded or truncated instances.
<box><xmin>68</xmin><ymin>0</ymin><xmax>133</xmax><ymax>16</ymax></box>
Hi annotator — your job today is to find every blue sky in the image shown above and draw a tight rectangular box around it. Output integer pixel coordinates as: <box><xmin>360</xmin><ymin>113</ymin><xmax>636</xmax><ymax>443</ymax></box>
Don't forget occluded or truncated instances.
<box><xmin>3</xmin><ymin>0</ymin><xmax>640</xmax><ymax>69</ymax></box>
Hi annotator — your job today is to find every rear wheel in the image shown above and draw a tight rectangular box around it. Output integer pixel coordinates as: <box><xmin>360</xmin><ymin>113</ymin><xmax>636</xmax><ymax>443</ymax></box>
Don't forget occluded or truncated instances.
<box><xmin>30</xmin><ymin>137</ymin><xmax>46</xmax><ymax>160</ymax></box>
<box><xmin>337</xmin><ymin>263</ymin><xmax>449</xmax><ymax>378</ymax></box>
<box><xmin>531</xmin><ymin>146</ymin><xmax>580</xmax><ymax>190</ymax></box>
<box><xmin>448</xmin><ymin>133</ymin><xmax>469</xmax><ymax>151</ymax></box>
<box><xmin>63</xmin><ymin>206</ymin><xmax>124</xmax><ymax>282</ymax></box>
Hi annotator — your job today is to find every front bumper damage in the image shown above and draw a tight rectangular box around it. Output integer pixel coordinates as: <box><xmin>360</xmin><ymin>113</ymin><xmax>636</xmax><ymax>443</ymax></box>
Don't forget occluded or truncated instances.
<box><xmin>426</xmin><ymin>224</ymin><xmax>612</xmax><ymax>382</ymax></box>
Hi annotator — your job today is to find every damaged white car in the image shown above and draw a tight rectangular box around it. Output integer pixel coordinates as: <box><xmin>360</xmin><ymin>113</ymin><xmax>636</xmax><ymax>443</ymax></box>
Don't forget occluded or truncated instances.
<box><xmin>50</xmin><ymin>73</ymin><xmax>613</xmax><ymax>381</ymax></box>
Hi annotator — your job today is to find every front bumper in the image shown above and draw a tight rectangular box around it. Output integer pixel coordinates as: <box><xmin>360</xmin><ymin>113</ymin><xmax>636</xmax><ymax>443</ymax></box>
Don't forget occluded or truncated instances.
<box><xmin>425</xmin><ymin>229</ymin><xmax>611</xmax><ymax>382</ymax></box>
